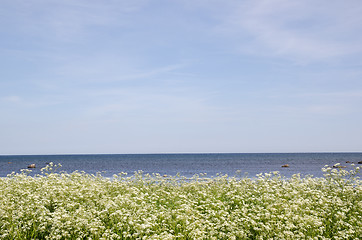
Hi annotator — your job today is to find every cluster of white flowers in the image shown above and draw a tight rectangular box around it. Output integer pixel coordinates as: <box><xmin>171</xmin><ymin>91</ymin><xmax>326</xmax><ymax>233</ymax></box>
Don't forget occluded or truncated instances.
<box><xmin>0</xmin><ymin>163</ymin><xmax>360</xmax><ymax>239</ymax></box>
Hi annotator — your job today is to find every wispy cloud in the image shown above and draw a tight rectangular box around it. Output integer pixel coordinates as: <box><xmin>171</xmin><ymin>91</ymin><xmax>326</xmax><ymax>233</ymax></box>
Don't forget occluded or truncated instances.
<box><xmin>273</xmin><ymin>103</ymin><xmax>352</xmax><ymax>116</ymax></box>
<box><xmin>217</xmin><ymin>0</ymin><xmax>362</xmax><ymax>63</ymax></box>
<box><xmin>1</xmin><ymin>95</ymin><xmax>22</xmax><ymax>103</ymax></box>
<box><xmin>53</xmin><ymin>58</ymin><xmax>188</xmax><ymax>83</ymax></box>
<box><xmin>296</xmin><ymin>90</ymin><xmax>362</xmax><ymax>98</ymax></box>
<box><xmin>0</xmin><ymin>94</ymin><xmax>67</xmax><ymax>108</ymax></box>
<box><xmin>79</xmin><ymin>84</ymin><xmax>217</xmax><ymax>120</ymax></box>
<box><xmin>4</xmin><ymin>0</ymin><xmax>148</xmax><ymax>42</ymax></box>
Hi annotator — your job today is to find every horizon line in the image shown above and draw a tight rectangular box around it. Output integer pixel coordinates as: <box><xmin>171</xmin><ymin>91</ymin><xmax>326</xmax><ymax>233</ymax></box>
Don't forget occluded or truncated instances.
<box><xmin>1</xmin><ymin>151</ymin><xmax>362</xmax><ymax>156</ymax></box>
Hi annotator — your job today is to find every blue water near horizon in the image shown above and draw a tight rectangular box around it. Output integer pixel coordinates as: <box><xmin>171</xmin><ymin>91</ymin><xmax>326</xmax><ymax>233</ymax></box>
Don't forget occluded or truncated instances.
<box><xmin>0</xmin><ymin>153</ymin><xmax>361</xmax><ymax>178</ymax></box>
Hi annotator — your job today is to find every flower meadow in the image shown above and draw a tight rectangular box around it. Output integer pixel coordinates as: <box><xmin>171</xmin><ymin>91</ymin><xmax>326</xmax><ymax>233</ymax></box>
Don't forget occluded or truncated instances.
<box><xmin>0</xmin><ymin>163</ymin><xmax>361</xmax><ymax>240</ymax></box>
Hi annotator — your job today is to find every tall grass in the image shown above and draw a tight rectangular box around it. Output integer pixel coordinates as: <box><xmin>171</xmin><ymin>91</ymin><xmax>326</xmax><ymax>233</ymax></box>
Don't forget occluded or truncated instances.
<box><xmin>0</xmin><ymin>163</ymin><xmax>361</xmax><ymax>239</ymax></box>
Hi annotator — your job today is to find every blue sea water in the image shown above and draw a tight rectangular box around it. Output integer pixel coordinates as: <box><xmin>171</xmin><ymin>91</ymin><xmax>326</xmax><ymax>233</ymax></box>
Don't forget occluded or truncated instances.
<box><xmin>0</xmin><ymin>153</ymin><xmax>361</xmax><ymax>178</ymax></box>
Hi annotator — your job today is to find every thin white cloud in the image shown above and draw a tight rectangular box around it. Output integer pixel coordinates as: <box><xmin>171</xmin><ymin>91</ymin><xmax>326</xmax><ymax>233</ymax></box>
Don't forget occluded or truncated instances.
<box><xmin>296</xmin><ymin>90</ymin><xmax>362</xmax><ymax>98</ymax></box>
<box><xmin>56</xmin><ymin>60</ymin><xmax>187</xmax><ymax>83</ymax></box>
<box><xmin>2</xmin><ymin>0</ymin><xmax>148</xmax><ymax>42</ymax></box>
<box><xmin>305</xmin><ymin>104</ymin><xmax>347</xmax><ymax>115</ymax></box>
<box><xmin>40</xmin><ymin>55</ymin><xmax>188</xmax><ymax>86</ymax></box>
<box><xmin>115</xmin><ymin>64</ymin><xmax>190</xmax><ymax>81</ymax></box>
<box><xmin>1</xmin><ymin>95</ymin><xmax>22</xmax><ymax>103</ymax></box>
<box><xmin>0</xmin><ymin>94</ymin><xmax>66</xmax><ymax>108</ymax></box>
<box><xmin>217</xmin><ymin>0</ymin><xmax>362</xmax><ymax>63</ymax></box>
<box><xmin>274</xmin><ymin>103</ymin><xmax>351</xmax><ymax>116</ymax></box>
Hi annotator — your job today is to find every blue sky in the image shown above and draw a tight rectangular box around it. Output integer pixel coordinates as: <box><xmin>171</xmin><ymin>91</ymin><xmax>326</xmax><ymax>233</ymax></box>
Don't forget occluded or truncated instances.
<box><xmin>1</xmin><ymin>0</ymin><xmax>362</xmax><ymax>154</ymax></box>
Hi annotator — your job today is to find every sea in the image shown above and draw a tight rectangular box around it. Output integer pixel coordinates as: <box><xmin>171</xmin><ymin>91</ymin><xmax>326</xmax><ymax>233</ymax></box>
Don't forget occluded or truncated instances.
<box><xmin>0</xmin><ymin>153</ymin><xmax>361</xmax><ymax>178</ymax></box>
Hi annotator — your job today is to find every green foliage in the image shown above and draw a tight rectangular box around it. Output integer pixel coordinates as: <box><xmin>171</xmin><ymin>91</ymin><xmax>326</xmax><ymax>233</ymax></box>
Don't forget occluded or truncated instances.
<box><xmin>0</xmin><ymin>163</ymin><xmax>361</xmax><ymax>239</ymax></box>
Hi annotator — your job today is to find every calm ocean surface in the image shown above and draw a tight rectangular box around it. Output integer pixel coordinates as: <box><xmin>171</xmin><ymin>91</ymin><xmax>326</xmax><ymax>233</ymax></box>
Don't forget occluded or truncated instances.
<box><xmin>0</xmin><ymin>153</ymin><xmax>361</xmax><ymax>178</ymax></box>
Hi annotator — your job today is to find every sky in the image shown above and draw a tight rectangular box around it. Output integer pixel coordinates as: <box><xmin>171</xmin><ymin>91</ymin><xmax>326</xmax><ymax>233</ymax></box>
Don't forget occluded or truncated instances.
<box><xmin>1</xmin><ymin>0</ymin><xmax>362</xmax><ymax>154</ymax></box>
